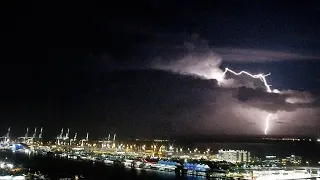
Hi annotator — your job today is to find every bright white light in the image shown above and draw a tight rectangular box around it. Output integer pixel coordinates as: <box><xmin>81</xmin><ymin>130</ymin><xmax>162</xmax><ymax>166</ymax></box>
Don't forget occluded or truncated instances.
<box><xmin>1</xmin><ymin>176</ymin><xmax>13</xmax><ymax>180</ymax></box>
<box><xmin>12</xmin><ymin>176</ymin><xmax>25</xmax><ymax>180</ymax></box>
<box><xmin>6</xmin><ymin>163</ymin><xmax>13</xmax><ymax>169</ymax></box>
<box><xmin>223</xmin><ymin>68</ymin><xmax>272</xmax><ymax>93</ymax></box>
<box><xmin>272</xmin><ymin>89</ymin><xmax>281</xmax><ymax>94</ymax></box>
<box><xmin>264</xmin><ymin>114</ymin><xmax>272</xmax><ymax>135</ymax></box>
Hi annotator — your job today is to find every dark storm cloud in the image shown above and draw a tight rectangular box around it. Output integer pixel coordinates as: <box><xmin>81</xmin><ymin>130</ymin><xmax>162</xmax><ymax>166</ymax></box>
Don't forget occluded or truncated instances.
<box><xmin>93</xmin><ymin>70</ymin><xmax>223</xmax><ymax>136</ymax></box>
<box><xmin>234</xmin><ymin>87</ymin><xmax>319</xmax><ymax>113</ymax></box>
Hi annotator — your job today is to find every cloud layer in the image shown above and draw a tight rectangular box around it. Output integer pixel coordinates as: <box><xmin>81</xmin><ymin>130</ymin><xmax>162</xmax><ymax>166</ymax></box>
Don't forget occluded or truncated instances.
<box><xmin>214</xmin><ymin>48</ymin><xmax>319</xmax><ymax>62</ymax></box>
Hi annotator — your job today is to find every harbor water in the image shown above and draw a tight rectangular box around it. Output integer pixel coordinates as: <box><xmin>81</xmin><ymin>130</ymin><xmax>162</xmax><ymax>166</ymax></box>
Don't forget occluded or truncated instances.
<box><xmin>0</xmin><ymin>151</ymin><xmax>206</xmax><ymax>180</ymax></box>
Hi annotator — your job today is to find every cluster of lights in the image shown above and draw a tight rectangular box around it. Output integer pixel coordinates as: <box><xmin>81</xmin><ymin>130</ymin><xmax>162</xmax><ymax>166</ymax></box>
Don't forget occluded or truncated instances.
<box><xmin>153</xmin><ymin>139</ymin><xmax>170</xmax><ymax>142</ymax></box>
<box><xmin>264</xmin><ymin>138</ymin><xmax>312</xmax><ymax>142</ymax></box>
<box><xmin>0</xmin><ymin>162</ymin><xmax>13</xmax><ymax>169</ymax></box>
<box><xmin>0</xmin><ymin>176</ymin><xmax>24</xmax><ymax>180</ymax></box>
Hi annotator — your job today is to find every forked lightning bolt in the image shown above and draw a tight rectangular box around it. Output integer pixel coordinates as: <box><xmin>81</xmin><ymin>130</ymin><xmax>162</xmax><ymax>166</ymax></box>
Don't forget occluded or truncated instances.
<box><xmin>222</xmin><ymin>67</ymin><xmax>275</xmax><ymax>135</ymax></box>
<box><xmin>223</xmin><ymin>68</ymin><xmax>272</xmax><ymax>93</ymax></box>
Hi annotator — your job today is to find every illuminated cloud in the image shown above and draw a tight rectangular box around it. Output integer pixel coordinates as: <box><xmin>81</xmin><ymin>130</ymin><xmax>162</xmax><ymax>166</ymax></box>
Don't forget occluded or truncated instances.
<box><xmin>152</xmin><ymin>52</ymin><xmax>225</xmax><ymax>81</ymax></box>
<box><xmin>283</xmin><ymin>90</ymin><xmax>315</xmax><ymax>104</ymax></box>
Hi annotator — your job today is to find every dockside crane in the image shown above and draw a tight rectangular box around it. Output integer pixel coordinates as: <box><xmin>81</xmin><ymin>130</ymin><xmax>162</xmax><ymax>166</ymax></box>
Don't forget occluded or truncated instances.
<box><xmin>56</xmin><ymin>128</ymin><xmax>64</xmax><ymax>145</ymax></box>
<box><xmin>70</xmin><ymin>133</ymin><xmax>77</xmax><ymax>145</ymax></box>
<box><xmin>80</xmin><ymin>133</ymin><xmax>89</xmax><ymax>147</ymax></box>
<box><xmin>1</xmin><ymin>127</ymin><xmax>11</xmax><ymax>143</ymax></box>
<box><xmin>38</xmin><ymin>127</ymin><xmax>43</xmax><ymax>139</ymax></box>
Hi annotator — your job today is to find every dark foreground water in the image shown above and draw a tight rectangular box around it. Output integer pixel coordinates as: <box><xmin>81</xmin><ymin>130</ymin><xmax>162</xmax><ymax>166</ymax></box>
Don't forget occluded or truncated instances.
<box><xmin>0</xmin><ymin>151</ymin><xmax>205</xmax><ymax>180</ymax></box>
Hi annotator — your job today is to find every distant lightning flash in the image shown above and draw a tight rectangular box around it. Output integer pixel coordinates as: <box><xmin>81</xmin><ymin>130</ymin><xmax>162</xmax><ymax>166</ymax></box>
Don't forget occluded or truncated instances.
<box><xmin>264</xmin><ymin>113</ymin><xmax>278</xmax><ymax>135</ymax></box>
<box><xmin>264</xmin><ymin>114</ymin><xmax>272</xmax><ymax>135</ymax></box>
<box><xmin>223</xmin><ymin>68</ymin><xmax>272</xmax><ymax>93</ymax></box>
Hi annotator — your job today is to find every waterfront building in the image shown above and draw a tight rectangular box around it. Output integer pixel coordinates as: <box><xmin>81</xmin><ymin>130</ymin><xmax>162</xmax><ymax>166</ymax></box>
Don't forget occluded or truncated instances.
<box><xmin>262</xmin><ymin>155</ymin><xmax>280</xmax><ymax>166</ymax></box>
<box><xmin>218</xmin><ymin>149</ymin><xmax>250</xmax><ymax>163</ymax></box>
<box><xmin>286</xmin><ymin>155</ymin><xmax>302</xmax><ymax>165</ymax></box>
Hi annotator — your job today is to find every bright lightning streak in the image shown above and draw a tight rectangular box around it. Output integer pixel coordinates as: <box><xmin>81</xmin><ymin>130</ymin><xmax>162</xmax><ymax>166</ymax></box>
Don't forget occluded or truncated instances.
<box><xmin>221</xmin><ymin>68</ymin><xmax>277</xmax><ymax>135</ymax></box>
<box><xmin>223</xmin><ymin>68</ymin><xmax>272</xmax><ymax>93</ymax></box>
<box><xmin>264</xmin><ymin>113</ymin><xmax>272</xmax><ymax>135</ymax></box>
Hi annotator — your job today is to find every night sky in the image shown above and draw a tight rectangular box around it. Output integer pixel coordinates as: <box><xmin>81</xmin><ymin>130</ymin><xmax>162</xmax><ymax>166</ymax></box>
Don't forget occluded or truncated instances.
<box><xmin>1</xmin><ymin>1</ymin><xmax>320</xmax><ymax>139</ymax></box>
